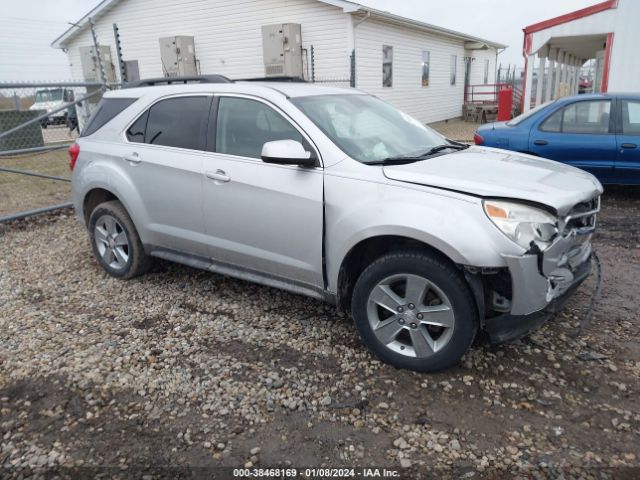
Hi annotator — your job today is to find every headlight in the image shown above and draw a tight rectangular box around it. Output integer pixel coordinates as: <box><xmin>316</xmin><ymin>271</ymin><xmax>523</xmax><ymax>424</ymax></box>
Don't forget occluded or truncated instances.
<box><xmin>483</xmin><ymin>200</ymin><xmax>558</xmax><ymax>250</ymax></box>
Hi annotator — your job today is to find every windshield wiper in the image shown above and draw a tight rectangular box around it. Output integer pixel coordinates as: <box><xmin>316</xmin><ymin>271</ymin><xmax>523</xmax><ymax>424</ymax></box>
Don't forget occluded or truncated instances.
<box><xmin>365</xmin><ymin>155</ymin><xmax>429</xmax><ymax>166</ymax></box>
<box><xmin>365</xmin><ymin>143</ymin><xmax>470</xmax><ymax>166</ymax></box>
<box><xmin>421</xmin><ymin>143</ymin><xmax>470</xmax><ymax>155</ymax></box>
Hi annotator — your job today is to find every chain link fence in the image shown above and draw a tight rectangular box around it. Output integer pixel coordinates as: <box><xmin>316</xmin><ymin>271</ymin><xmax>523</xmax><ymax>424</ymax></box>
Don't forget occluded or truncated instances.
<box><xmin>0</xmin><ymin>81</ymin><xmax>111</xmax><ymax>222</ymax></box>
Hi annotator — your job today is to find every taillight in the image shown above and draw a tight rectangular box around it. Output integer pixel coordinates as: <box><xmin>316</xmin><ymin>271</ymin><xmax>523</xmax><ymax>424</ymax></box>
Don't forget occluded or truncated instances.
<box><xmin>68</xmin><ymin>142</ymin><xmax>80</xmax><ymax>171</ymax></box>
<box><xmin>473</xmin><ymin>132</ymin><xmax>484</xmax><ymax>145</ymax></box>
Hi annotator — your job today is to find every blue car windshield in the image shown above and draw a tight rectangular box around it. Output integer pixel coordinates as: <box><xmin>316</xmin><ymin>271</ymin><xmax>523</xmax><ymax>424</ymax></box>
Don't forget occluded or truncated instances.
<box><xmin>507</xmin><ymin>100</ymin><xmax>556</xmax><ymax>126</ymax></box>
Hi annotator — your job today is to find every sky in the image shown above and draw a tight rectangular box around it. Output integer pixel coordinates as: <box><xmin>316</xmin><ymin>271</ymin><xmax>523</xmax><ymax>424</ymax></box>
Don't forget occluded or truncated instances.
<box><xmin>0</xmin><ymin>0</ymin><xmax>597</xmax><ymax>82</ymax></box>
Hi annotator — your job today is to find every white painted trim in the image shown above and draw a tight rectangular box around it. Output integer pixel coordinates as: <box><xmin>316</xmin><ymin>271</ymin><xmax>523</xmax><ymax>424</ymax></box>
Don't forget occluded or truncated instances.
<box><xmin>544</xmin><ymin>58</ymin><xmax>554</xmax><ymax>102</ymax></box>
<box><xmin>535</xmin><ymin>55</ymin><xmax>545</xmax><ymax>107</ymax></box>
<box><xmin>523</xmin><ymin>54</ymin><xmax>535</xmax><ymax>112</ymax></box>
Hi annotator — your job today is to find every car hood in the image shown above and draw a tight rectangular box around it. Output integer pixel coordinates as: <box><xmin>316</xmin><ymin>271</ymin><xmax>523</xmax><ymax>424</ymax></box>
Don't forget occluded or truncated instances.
<box><xmin>382</xmin><ymin>146</ymin><xmax>603</xmax><ymax>215</ymax></box>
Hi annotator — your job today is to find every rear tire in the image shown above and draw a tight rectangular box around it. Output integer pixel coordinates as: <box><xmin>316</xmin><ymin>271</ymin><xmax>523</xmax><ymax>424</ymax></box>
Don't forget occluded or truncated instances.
<box><xmin>88</xmin><ymin>200</ymin><xmax>150</xmax><ymax>279</ymax></box>
<box><xmin>351</xmin><ymin>250</ymin><xmax>478</xmax><ymax>372</ymax></box>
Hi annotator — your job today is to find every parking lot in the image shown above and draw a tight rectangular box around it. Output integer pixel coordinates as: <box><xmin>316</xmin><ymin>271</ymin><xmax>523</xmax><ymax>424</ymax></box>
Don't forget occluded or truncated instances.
<box><xmin>1</xmin><ymin>163</ymin><xmax>639</xmax><ymax>477</ymax></box>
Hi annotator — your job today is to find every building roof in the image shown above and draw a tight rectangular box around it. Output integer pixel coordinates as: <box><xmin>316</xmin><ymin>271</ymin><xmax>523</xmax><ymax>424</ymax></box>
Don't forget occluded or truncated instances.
<box><xmin>51</xmin><ymin>0</ymin><xmax>507</xmax><ymax>50</ymax></box>
<box><xmin>523</xmin><ymin>0</ymin><xmax>618</xmax><ymax>34</ymax></box>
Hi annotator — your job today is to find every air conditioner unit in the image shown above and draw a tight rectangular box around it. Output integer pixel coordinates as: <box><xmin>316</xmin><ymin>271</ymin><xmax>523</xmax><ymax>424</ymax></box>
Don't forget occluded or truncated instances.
<box><xmin>159</xmin><ymin>36</ymin><xmax>198</xmax><ymax>77</ymax></box>
<box><xmin>79</xmin><ymin>45</ymin><xmax>117</xmax><ymax>83</ymax></box>
<box><xmin>79</xmin><ymin>45</ymin><xmax>117</xmax><ymax>105</ymax></box>
<box><xmin>261</xmin><ymin>23</ymin><xmax>303</xmax><ymax>78</ymax></box>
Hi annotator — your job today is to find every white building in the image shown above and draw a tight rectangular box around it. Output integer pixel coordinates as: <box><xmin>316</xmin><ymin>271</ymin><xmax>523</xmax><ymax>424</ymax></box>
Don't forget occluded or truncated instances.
<box><xmin>522</xmin><ymin>0</ymin><xmax>640</xmax><ymax>111</ymax></box>
<box><xmin>52</xmin><ymin>0</ymin><xmax>505</xmax><ymax>124</ymax></box>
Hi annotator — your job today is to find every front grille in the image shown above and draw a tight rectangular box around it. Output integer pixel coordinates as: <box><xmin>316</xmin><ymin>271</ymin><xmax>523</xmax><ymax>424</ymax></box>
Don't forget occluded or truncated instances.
<box><xmin>562</xmin><ymin>196</ymin><xmax>600</xmax><ymax>235</ymax></box>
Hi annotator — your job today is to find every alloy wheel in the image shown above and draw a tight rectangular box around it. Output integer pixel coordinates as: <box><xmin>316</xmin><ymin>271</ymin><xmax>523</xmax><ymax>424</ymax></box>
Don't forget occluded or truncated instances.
<box><xmin>94</xmin><ymin>214</ymin><xmax>130</xmax><ymax>270</ymax></box>
<box><xmin>366</xmin><ymin>273</ymin><xmax>455</xmax><ymax>358</ymax></box>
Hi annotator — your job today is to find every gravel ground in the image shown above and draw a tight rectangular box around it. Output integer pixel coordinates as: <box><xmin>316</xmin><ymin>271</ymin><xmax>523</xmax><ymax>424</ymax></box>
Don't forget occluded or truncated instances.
<box><xmin>428</xmin><ymin>119</ymin><xmax>479</xmax><ymax>142</ymax></box>
<box><xmin>0</xmin><ymin>187</ymin><xmax>639</xmax><ymax>479</ymax></box>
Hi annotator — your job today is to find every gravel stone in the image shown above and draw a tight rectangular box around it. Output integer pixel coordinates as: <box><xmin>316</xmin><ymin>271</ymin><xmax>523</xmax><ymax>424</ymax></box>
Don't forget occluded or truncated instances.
<box><xmin>0</xmin><ymin>186</ymin><xmax>638</xmax><ymax>477</ymax></box>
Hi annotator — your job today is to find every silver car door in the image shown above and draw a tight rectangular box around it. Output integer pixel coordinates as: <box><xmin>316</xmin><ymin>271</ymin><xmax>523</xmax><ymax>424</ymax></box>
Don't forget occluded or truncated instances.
<box><xmin>202</xmin><ymin>95</ymin><xmax>324</xmax><ymax>290</ymax></box>
<box><xmin>119</xmin><ymin>95</ymin><xmax>212</xmax><ymax>256</ymax></box>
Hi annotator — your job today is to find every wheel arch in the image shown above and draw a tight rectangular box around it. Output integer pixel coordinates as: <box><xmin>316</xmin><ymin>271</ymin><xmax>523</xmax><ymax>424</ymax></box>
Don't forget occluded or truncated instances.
<box><xmin>83</xmin><ymin>188</ymin><xmax>120</xmax><ymax>224</ymax></box>
<box><xmin>335</xmin><ymin>234</ymin><xmax>464</xmax><ymax>312</ymax></box>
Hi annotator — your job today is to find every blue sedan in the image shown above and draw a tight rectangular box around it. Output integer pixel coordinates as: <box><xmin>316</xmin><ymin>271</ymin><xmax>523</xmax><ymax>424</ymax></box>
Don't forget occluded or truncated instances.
<box><xmin>474</xmin><ymin>93</ymin><xmax>640</xmax><ymax>185</ymax></box>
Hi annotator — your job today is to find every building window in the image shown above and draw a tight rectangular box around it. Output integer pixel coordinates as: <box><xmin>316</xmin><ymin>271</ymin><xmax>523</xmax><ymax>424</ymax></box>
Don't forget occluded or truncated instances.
<box><xmin>450</xmin><ymin>55</ymin><xmax>457</xmax><ymax>85</ymax></box>
<box><xmin>484</xmin><ymin>59</ymin><xmax>490</xmax><ymax>84</ymax></box>
<box><xmin>421</xmin><ymin>51</ymin><xmax>430</xmax><ymax>87</ymax></box>
<box><xmin>382</xmin><ymin>45</ymin><xmax>393</xmax><ymax>87</ymax></box>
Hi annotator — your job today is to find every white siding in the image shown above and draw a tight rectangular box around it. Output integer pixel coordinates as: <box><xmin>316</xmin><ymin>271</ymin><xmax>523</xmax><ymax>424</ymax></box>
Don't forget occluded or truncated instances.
<box><xmin>606</xmin><ymin>0</ymin><xmax>640</xmax><ymax>92</ymax></box>
<box><xmin>64</xmin><ymin>0</ymin><xmax>350</xmax><ymax>82</ymax></box>
<box><xmin>354</xmin><ymin>18</ymin><xmax>467</xmax><ymax>124</ymax></box>
<box><xmin>467</xmin><ymin>48</ymin><xmax>496</xmax><ymax>86</ymax></box>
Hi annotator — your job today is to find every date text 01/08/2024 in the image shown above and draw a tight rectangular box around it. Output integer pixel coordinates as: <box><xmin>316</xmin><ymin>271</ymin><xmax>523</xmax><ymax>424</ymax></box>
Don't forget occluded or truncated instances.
<box><xmin>232</xmin><ymin>468</ymin><xmax>401</xmax><ymax>478</ymax></box>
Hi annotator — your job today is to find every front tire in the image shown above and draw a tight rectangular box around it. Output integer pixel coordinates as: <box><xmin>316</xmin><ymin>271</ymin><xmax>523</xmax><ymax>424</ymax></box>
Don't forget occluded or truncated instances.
<box><xmin>88</xmin><ymin>200</ymin><xmax>150</xmax><ymax>279</ymax></box>
<box><xmin>351</xmin><ymin>250</ymin><xmax>478</xmax><ymax>372</ymax></box>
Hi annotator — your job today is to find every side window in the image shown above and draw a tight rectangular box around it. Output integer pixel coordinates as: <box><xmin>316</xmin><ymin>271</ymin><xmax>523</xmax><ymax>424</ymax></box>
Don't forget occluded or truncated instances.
<box><xmin>621</xmin><ymin>100</ymin><xmax>640</xmax><ymax>135</ymax></box>
<box><xmin>540</xmin><ymin>101</ymin><xmax>611</xmax><ymax>134</ymax></box>
<box><xmin>215</xmin><ymin>97</ymin><xmax>304</xmax><ymax>159</ymax></box>
<box><xmin>126</xmin><ymin>110</ymin><xmax>148</xmax><ymax>143</ymax></box>
<box><xmin>144</xmin><ymin>96</ymin><xmax>210</xmax><ymax>150</ymax></box>
<box><xmin>562</xmin><ymin>100</ymin><xmax>611</xmax><ymax>134</ymax></box>
<box><xmin>540</xmin><ymin>109</ymin><xmax>563</xmax><ymax>132</ymax></box>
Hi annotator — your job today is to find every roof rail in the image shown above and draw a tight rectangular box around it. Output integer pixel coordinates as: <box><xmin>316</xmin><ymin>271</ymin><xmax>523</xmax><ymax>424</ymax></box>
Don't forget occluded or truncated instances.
<box><xmin>238</xmin><ymin>76</ymin><xmax>307</xmax><ymax>83</ymax></box>
<box><xmin>122</xmin><ymin>75</ymin><xmax>233</xmax><ymax>89</ymax></box>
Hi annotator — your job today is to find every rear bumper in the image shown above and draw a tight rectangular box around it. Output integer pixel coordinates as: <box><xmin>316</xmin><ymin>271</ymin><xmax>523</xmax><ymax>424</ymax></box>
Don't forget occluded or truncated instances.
<box><xmin>485</xmin><ymin>256</ymin><xmax>591</xmax><ymax>343</ymax></box>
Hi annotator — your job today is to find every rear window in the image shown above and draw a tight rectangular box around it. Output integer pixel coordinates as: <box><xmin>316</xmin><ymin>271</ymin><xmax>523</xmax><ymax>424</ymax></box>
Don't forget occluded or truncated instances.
<box><xmin>506</xmin><ymin>100</ymin><xmax>555</xmax><ymax>126</ymax></box>
<box><xmin>81</xmin><ymin>98</ymin><xmax>137</xmax><ymax>137</ymax></box>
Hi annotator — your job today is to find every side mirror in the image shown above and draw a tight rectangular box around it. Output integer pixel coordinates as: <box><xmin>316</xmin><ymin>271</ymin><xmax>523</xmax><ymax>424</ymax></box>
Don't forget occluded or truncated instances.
<box><xmin>261</xmin><ymin>140</ymin><xmax>316</xmax><ymax>167</ymax></box>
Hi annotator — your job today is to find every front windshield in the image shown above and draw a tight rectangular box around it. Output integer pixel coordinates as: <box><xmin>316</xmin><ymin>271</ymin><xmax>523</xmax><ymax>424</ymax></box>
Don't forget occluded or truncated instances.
<box><xmin>507</xmin><ymin>100</ymin><xmax>555</xmax><ymax>126</ymax></box>
<box><xmin>292</xmin><ymin>94</ymin><xmax>446</xmax><ymax>163</ymax></box>
<box><xmin>35</xmin><ymin>89</ymin><xmax>63</xmax><ymax>103</ymax></box>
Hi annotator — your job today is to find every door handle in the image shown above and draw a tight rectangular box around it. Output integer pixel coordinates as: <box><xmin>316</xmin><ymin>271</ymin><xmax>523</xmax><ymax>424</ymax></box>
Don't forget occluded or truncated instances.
<box><xmin>534</xmin><ymin>140</ymin><xmax>548</xmax><ymax>146</ymax></box>
<box><xmin>124</xmin><ymin>152</ymin><xmax>142</xmax><ymax>164</ymax></box>
<box><xmin>205</xmin><ymin>170</ymin><xmax>230</xmax><ymax>182</ymax></box>
<box><xmin>621</xmin><ymin>143</ymin><xmax>637</xmax><ymax>149</ymax></box>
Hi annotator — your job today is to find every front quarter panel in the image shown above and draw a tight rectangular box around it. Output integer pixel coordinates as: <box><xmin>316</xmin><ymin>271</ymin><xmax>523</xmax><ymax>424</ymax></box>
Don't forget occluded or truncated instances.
<box><xmin>323</xmin><ymin>161</ymin><xmax>525</xmax><ymax>293</ymax></box>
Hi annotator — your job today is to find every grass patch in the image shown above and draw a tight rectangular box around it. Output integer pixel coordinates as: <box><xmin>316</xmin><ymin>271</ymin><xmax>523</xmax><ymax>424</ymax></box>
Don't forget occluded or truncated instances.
<box><xmin>0</xmin><ymin>149</ymin><xmax>71</xmax><ymax>216</ymax></box>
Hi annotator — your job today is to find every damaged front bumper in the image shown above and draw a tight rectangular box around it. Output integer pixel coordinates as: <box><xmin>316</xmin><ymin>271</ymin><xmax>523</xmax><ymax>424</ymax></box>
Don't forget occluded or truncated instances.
<box><xmin>485</xmin><ymin>232</ymin><xmax>594</xmax><ymax>344</ymax></box>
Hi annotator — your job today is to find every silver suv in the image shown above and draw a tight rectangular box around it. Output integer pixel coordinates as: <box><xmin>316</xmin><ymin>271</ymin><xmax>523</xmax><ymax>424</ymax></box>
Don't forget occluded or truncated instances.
<box><xmin>70</xmin><ymin>77</ymin><xmax>602</xmax><ymax>372</ymax></box>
